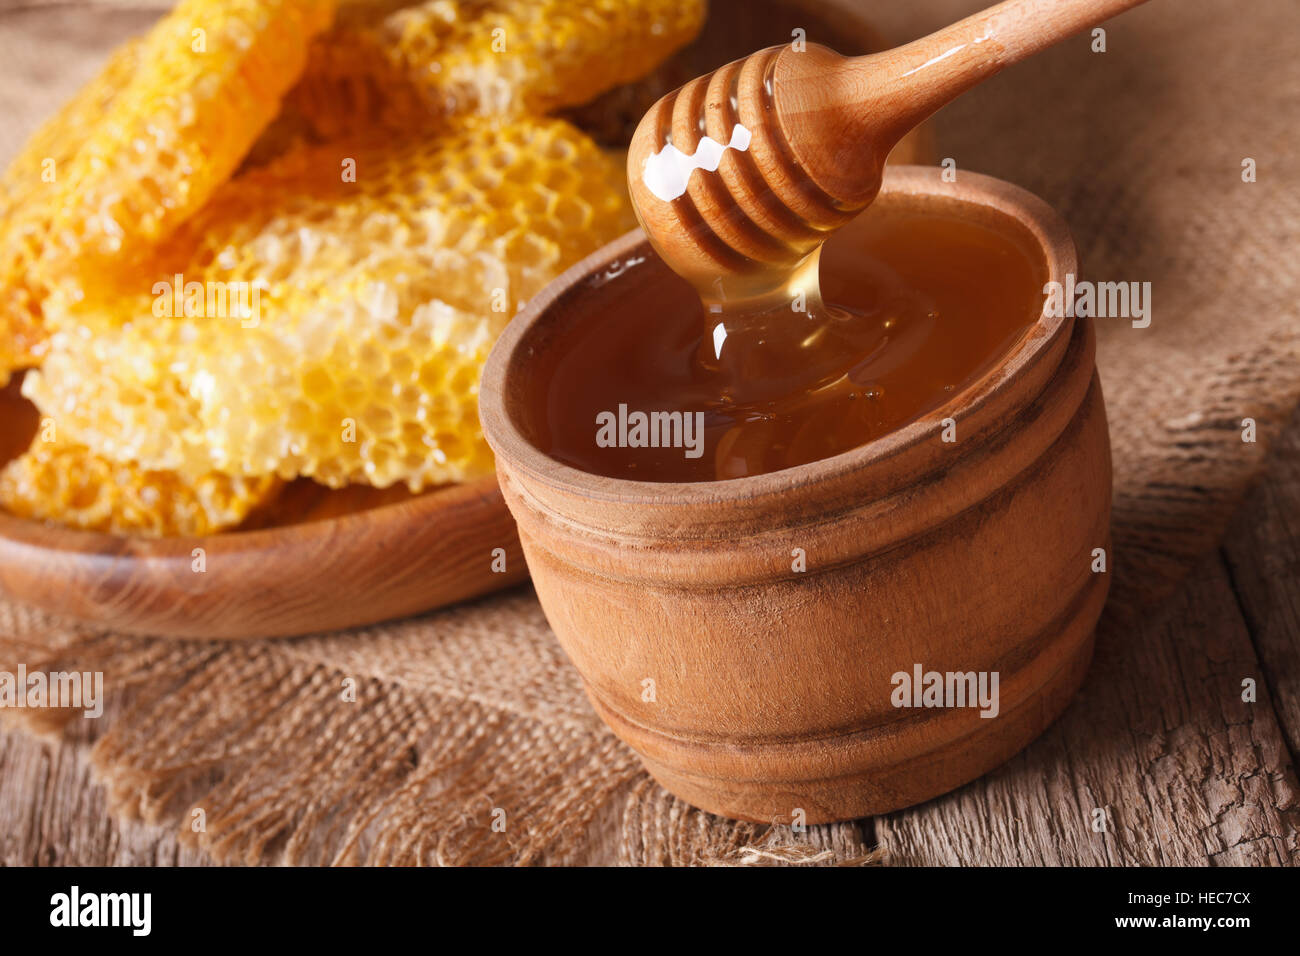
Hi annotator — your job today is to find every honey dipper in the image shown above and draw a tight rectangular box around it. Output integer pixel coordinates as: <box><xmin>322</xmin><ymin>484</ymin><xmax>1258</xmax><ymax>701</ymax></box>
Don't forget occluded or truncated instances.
<box><xmin>627</xmin><ymin>0</ymin><xmax>1149</xmax><ymax>304</ymax></box>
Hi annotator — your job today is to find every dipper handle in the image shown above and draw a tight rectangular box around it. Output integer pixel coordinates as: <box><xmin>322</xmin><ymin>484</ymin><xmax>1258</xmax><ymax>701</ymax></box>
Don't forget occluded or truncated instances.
<box><xmin>628</xmin><ymin>0</ymin><xmax>1149</xmax><ymax>301</ymax></box>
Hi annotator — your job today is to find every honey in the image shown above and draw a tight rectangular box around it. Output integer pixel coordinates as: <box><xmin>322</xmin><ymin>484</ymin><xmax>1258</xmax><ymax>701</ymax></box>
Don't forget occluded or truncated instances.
<box><xmin>526</xmin><ymin>204</ymin><xmax>1047</xmax><ymax>482</ymax></box>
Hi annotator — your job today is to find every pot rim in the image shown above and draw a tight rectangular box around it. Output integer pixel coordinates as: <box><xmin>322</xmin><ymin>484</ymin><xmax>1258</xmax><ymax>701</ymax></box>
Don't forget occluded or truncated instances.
<box><xmin>480</xmin><ymin>165</ymin><xmax>1077</xmax><ymax>508</ymax></box>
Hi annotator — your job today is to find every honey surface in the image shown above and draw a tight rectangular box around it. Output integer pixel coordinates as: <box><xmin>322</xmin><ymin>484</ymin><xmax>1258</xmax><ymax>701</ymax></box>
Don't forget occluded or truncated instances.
<box><xmin>528</xmin><ymin>206</ymin><xmax>1047</xmax><ymax>482</ymax></box>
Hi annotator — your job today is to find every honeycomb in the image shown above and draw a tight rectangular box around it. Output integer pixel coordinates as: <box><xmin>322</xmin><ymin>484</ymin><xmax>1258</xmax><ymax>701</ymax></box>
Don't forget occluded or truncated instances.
<box><xmin>0</xmin><ymin>438</ymin><xmax>278</xmax><ymax>537</ymax></box>
<box><xmin>289</xmin><ymin>0</ymin><xmax>707</xmax><ymax>137</ymax></box>
<box><xmin>3</xmin><ymin>0</ymin><xmax>683</xmax><ymax>534</ymax></box>
<box><xmin>41</xmin><ymin>0</ymin><xmax>335</xmax><ymax>284</ymax></box>
<box><xmin>25</xmin><ymin>117</ymin><xmax>636</xmax><ymax>492</ymax></box>
<box><xmin>0</xmin><ymin>40</ymin><xmax>142</xmax><ymax>383</ymax></box>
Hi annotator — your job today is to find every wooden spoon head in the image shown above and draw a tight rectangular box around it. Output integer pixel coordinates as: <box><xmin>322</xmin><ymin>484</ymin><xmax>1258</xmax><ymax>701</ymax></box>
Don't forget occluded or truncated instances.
<box><xmin>626</xmin><ymin>42</ymin><xmax>887</xmax><ymax>306</ymax></box>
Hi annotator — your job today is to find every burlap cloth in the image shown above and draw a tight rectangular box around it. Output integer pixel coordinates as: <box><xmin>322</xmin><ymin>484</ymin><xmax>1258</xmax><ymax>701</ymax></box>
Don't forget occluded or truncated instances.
<box><xmin>1</xmin><ymin>0</ymin><xmax>1297</xmax><ymax>865</ymax></box>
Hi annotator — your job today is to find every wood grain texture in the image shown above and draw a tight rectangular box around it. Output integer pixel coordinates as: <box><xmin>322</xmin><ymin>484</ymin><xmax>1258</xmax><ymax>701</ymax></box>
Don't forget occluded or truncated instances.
<box><xmin>0</xmin><ymin>723</ymin><xmax>215</xmax><ymax>866</ymax></box>
<box><xmin>1222</xmin><ymin>427</ymin><xmax>1300</xmax><ymax>777</ymax></box>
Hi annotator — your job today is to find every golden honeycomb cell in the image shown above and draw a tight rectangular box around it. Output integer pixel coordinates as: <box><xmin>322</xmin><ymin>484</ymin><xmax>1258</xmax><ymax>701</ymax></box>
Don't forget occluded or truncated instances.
<box><xmin>289</xmin><ymin>0</ymin><xmax>706</xmax><ymax>137</ymax></box>
<box><xmin>0</xmin><ymin>437</ymin><xmax>279</xmax><ymax>537</ymax></box>
<box><xmin>40</xmin><ymin>0</ymin><xmax>335</xmax><ymax>283</ymax></box>
<box><xmin>0</xmin><ymin>40</ymin><xmax>142</xmax><ymax>383</ymax></box>
<box><xmin>25</xmin><ymin>117</ymin><xmax>636</xmax><ymax>491</ymax></box>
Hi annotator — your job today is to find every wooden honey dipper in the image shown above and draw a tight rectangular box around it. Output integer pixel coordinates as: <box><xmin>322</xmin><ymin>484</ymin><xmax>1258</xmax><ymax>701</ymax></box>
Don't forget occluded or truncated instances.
<box><xmin>628</xmin><ymin>0</ymin><xmax>1149</xmax><ymax>306</ymax></box>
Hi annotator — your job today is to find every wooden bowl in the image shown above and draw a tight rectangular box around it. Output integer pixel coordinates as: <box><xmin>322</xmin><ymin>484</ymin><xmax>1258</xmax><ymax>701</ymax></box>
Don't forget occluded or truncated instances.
<box><xmin>0</xmin><ymin>379</ymin><xmax>526</xmax><ymax>639</ymax></box>
<box><xmin>480</xmin><ymin>166</ymin><xmax>1113</xmax><ymax>823</ymax></box>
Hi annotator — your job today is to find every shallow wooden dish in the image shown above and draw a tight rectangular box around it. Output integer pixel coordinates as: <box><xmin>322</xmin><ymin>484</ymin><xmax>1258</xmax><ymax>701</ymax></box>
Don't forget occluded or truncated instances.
<box><xmin>0</xmin><ymin>0</ymin><xmax>928</xmax><ymax>640</ymax></box>
<box><xmin>481</xmin><ymin>166</ymin><xmax>1113</xmax><ymax>823</ymax></box>
<box><xmin>0</xmin><ymin>378</ymin><xmax>526</xmax><ymax>639</ymax></box>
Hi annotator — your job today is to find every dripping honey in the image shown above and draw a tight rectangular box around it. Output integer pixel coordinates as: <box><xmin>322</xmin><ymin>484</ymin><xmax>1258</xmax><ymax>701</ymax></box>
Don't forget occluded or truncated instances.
<box><xmin>527</xmin><ymin>205</ymin><xmax>1047</xmax><ymax>482</ymax></box>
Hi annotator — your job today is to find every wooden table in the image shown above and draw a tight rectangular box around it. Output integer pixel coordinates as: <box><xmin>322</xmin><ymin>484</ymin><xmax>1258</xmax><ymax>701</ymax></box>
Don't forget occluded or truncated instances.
<box><xmin>3</xmin><ymin>409</ymin><xmax>1297</xmax><ymax>867</ymax></box>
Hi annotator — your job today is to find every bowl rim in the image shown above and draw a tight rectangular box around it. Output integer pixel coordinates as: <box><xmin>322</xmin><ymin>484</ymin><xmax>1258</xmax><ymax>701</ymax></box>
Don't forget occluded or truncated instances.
<box><xmin>0</xmin><ymin>473</ymin><xmax>523</xmax><ymax>638</ymax></box>
<box><xmin>479</xmin><ymin>164</ymin><xmax>1078</xmax><ymax>506</ymax></box>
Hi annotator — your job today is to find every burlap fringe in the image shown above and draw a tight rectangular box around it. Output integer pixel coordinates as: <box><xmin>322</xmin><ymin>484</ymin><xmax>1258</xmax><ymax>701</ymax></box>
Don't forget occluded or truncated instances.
<box><xmin>0</xmin><ymin>623</ymin><xmax>879</xmax><ymax>866</ymax></box>
<box><xmin>616</xmin><ymin>776</ymin><xmax>883</xmax><ymax>866</ymax></box>
<box><xmin>1105</xmin><ymin>347</ymin><xmax>1299</xmax><ymax>619</ymax></box>
<box><xmin>0</xmin><ymin>628</ymin><xmax>646</xmax><ymax>865</ymax></box>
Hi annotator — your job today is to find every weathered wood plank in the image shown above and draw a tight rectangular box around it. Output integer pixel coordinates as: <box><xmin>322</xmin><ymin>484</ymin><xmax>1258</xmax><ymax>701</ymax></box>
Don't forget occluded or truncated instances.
<box><xmin>1222</xmin><ymin>417</ymin><xmax>1300</xmax><ymax>770</ymax></box>
<box><xmin>874</xmin><ymin>556</ymin><xmax>1300</xmax><ymax>865</ymax></box>
<box><xmin>0</xmin><ymin>725</ymin><xmax>214</xmax><ymax>866</ymax></box>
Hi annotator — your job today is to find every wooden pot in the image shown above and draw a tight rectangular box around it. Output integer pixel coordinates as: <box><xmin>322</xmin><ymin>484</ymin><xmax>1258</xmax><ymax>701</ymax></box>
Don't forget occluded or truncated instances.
<box><xmin>480</xmin><ymin>166</ymin><xmax>1111</xmax><ymax>823</ymax></box>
